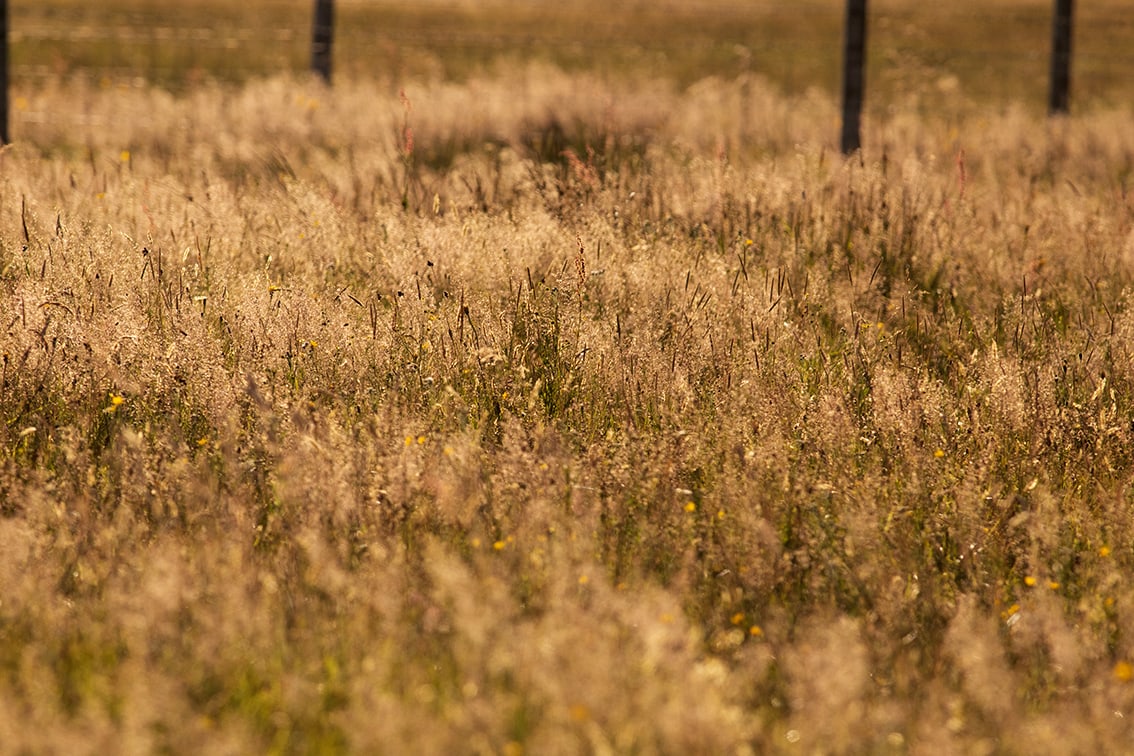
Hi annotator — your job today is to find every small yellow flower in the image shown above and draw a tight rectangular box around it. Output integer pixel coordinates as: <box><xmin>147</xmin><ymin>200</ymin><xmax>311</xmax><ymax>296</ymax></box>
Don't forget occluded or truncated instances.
<box><xmin>196</xmin><ymin>437</ymin><xmax>209</xmax><ymax>447</ymax></box>
<box><xmin>416</xmin><ymin>435</ymin><xmax>425</xmax><ymax>445</ymax></box>
<box><xmin>1001</xmin><ymin>603</ymin><xmax>1020</xmax><ymax>621</ymax></box>
<box><xmin>749</xmin><ymin>625</ymin><xmax>763</xmax><ymax>637</ymax></box>
<box><xmin>1048</xmin><ymin>581</ymin><xmax>1060</xmax><ymax>590</ymax></box>
<box><xmin>730</xmin><ymin>612</ymin><xmax>745</xmax><ymax>625</ymax></box>
<box><xmin>104</xmin><ymin>393</ymin><xmax>125</xmax><ymax>413</ymax></box>
<box><xmin>493</xmin><ymin>540</ymin><xmax>506</xmax><ymax>551</ymax></box>
<box><xmin>934</xmin><ymin>449</ymin><xmax>945</xmax><ymax>459</ymax></box>
<box><xmin>716</xmin><ymin>509</ymin><xmax>726</xmax><ymax>520</ymax></box>
<box><xmin>1115</xmin><ymin>661</ymin><xmax>1133</xmax><ymax>682</ymax></box>
<box><xmin>120</xmin><ymin>150</ymin><xmax>131</xmax><ymax>163</ymax></box>
<box><xmin>1100</xmin><ymin>546</ymin><xmax>1111</xmax><ymax>557</ymax></box>
<box><xmin>684</xmin><ymin>502</ymin><xmax>697</xmax><ymax>513</ymax></box>
<box><xmin>1024</xmin><ymin>576</ymin><xmax>1037</xmax><ymax>587</ymax></box>
<box><xmin>578</xmin><ymin>574</ymin><xmax>589</xmax><ymax>585</ymax></box>
<box><xmin>404</xmin><ymin>435</ymin><xmax>413</xmax><ymax>447</ymax></box>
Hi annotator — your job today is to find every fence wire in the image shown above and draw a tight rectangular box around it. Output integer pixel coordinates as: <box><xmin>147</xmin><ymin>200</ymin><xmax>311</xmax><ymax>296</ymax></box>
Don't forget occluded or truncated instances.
<box><xmin>7</xmin><ymin>2</ymin><xmax>1134</xmax><ymax>109</ymax></box>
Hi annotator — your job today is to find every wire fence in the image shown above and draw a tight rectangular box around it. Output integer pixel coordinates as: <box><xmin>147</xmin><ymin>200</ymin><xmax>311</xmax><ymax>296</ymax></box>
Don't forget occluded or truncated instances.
<box><xmin>3</xmin><ymin>1</ymin><xmax>1133</xmax><ymax>145</ymax></box>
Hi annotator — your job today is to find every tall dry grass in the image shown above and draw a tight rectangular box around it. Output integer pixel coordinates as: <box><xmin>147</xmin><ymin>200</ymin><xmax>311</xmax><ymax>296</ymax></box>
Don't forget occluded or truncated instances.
<box><xmin>2</xmin><ymin>65</ymin><xmax>1134</xmax><ymax>753</ymax></box>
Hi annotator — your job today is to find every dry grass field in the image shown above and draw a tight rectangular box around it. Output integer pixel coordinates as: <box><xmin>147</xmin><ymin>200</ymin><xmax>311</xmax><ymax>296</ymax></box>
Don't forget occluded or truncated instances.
<box><xmin>3</xmin><ymin>1</ymin><xmax>1134</xmax><ymax>753</ymax></box>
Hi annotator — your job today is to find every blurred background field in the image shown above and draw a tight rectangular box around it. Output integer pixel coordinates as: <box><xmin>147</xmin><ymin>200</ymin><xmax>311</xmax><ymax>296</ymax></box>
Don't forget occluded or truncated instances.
<box><xmin>10</xmin><ymin>0</ymin><xmax>1134</xmax><ymax>113</ymax></box>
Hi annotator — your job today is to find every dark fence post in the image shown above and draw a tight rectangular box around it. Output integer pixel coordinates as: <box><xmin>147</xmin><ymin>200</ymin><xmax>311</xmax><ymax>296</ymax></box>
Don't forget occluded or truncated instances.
<box><xmin>840</xmin><ymin>0</ymin><xmax>867</xmax><ymax>154</ymax></box>
<box><xmin>311</xmin><ymin>0</ymin><xmax>335</xmax><ymax>84</ymax></box>
<box><xmin>1</xmin><ymin>0</ymin><xmax>9</xmax><ymax>144</ymax></box>
<box><xmin>1049</xmin><ymin>0</ymin><xmax>1073</xmax><ymax>115</ymax></box>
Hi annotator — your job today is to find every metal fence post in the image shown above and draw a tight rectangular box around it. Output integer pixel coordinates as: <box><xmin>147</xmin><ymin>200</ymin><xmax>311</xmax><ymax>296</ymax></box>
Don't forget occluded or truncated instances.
<box><xmin>1</xmin><ymin>0</ymin><xmax>9</xmax><ymax>144</ymax></box>
<box><xmin>1049</xmin><ymin>0</ymin><xmax>1073</xmax><ymax>115</ymax></box>
<box><xmin>312</xmin><ymin>0</ymin><xmax>335</xmax><ymax>85</ymax></box>
<box><xmin>840</xmin><ymin>0</ymin><xmax>867</xmax><ymax>154</ymax></box>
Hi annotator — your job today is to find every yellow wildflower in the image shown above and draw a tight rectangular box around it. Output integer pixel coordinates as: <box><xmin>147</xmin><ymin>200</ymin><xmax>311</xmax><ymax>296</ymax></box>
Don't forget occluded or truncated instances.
<box><xmin>569</xmin><ymin>704</ymin><xmax>590</xmax><ymax>722</ymax></box>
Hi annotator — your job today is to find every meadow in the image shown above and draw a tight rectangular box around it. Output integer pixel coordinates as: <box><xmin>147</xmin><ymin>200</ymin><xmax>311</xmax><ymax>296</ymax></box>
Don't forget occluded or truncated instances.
<box><xmin>3</xmin><ymin>0</ymin><xmax>1134</xmax><ymax>753</ymax></box>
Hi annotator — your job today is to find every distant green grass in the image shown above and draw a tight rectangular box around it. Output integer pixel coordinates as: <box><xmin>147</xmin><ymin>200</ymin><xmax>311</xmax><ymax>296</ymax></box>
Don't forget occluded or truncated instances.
<box><xmin>11</xmin><ymin>0</ymin><xmax>1134</xmax><ymax>113</ymax></box>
